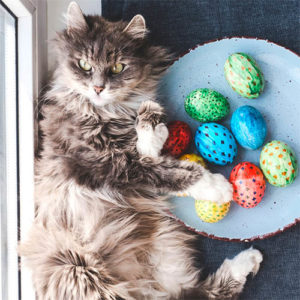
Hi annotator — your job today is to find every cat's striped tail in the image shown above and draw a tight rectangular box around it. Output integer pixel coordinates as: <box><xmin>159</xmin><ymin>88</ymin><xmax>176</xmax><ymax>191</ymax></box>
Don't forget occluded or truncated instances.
<box><xmin>19</xmin><ymin>227</ymin><xmax>131</xmax><ymax>300</ymax></box>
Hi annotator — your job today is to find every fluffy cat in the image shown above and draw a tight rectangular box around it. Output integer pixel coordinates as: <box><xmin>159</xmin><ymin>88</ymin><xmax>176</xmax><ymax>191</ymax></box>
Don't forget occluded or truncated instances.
<box><xmin>19</xmin><ymin>2</ymin><xmax>262</xmax><ymax>299</ymax></box>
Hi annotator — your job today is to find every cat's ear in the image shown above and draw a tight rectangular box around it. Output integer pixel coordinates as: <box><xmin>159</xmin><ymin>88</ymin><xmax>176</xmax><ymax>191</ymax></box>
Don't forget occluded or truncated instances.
<box><xmin>66</xmin><ymin>2</ymin><xmax>88</xmax><ymax>33</ymax></box>
<box><xmin>123</xmin><ymin>15</ymin><xmax>147</xmax><ymax>39</ymax></box>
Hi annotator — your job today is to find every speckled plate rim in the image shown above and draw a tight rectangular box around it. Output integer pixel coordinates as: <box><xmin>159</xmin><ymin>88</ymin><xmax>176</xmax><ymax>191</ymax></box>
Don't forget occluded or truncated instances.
<box><xmin>166</xmin><ymin>36</ymin><xmax>300</xmax><ymax>242</ymax></box>
<box><xmin>168</xmin><ymin>211</ymin><xmax>300</xmax><ymax>242</ymax></box>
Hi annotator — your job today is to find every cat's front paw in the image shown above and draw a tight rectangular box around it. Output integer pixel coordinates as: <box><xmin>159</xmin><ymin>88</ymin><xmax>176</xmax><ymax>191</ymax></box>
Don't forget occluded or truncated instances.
<box><xmin>187</xmin><ymin>171</ymin><xmax>233</xmax><ymax>204</ymax></box>
<box><xmin>137</xmin><ymin>100</ymin><xmax>165</xmax><ymax>124</ymax></box>
<box><xmin>136</xmin><ymin>101</ymin><xmax>168</xmax><ymax>157</ymax></box>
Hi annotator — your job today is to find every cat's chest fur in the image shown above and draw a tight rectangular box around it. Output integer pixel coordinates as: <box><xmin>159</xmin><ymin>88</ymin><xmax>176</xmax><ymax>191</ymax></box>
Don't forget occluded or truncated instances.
<box><xmin>41</xmin><ymin>102</ymin><xmax>138</xmax><ymax>154</ymax></box>
<box><xmin>35</xmin><ymin>102</ymin><xmax>140</xmax><ymax>236</ymax></box>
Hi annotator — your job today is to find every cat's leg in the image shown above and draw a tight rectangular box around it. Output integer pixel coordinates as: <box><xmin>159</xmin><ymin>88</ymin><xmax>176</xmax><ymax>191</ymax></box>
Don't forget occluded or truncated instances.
<box><xmin>197</xmin><ymin>247</ymin><xmax>263</xmax><ymax>299</ymax></box>
<box><xmin>148</xmin><ymin>222</ymin><xmax>201</xmax><ymax>299</ymax></box>
<box><xmin>69</xmin><ymin>152</ymin><xmax>232</xmax><ymax>204</ymax></box>
<box><xmin>128</xmin><ymin>157</ymin><xmax>233</xmax><ymax>204</ymax></box>
<box><xmin>135</xmin><ymin>100</ymin><xmax>169</xmax><ymax>157</ymax></box>
<box><xmin>148</xmin><ymin>222</ymin><xmax>262</xmax><ymax>300</ymax></box>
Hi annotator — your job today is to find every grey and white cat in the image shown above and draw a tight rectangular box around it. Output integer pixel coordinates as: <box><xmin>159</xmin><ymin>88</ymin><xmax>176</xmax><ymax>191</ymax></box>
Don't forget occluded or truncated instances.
<box><xmin>19</xmin><ymin>2</ymin><xmax>262</xmax><ymax>299</ymax></box>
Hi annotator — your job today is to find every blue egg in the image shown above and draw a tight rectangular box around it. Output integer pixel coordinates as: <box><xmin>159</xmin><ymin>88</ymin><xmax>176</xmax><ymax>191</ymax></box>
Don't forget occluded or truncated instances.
<box><xmin>231</xmin><ymin>105</ymin><xmax>267</xmax><ymax>150</ymax></box>
<box><xmin>195</xmin><ymin>123</ymin><xmax>237</xmax><ymax>165</ymax></box>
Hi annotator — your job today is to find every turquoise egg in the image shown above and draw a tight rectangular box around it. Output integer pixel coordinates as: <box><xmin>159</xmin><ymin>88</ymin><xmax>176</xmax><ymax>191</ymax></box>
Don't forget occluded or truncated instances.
<box><xmin>231</xmin><ymin>105</ymin><xmax>267</xmax><ymax>150</ymax></box>
<box><xmin>195</xmin><ymin>123</ymin><xmax>237</xmax><ymax>165</ymax></box>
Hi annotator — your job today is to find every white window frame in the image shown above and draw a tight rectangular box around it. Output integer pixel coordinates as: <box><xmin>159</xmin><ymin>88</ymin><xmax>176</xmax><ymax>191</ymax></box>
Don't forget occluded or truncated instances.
<box><xmin>1</xmin><ymin>0</ymin><xmax>47</xmax><ymax>298</ymax></box>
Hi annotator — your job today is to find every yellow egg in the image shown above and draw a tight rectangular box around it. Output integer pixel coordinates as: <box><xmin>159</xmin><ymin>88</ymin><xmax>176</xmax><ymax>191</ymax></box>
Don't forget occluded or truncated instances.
<box><xmin>179</xmin><ymin>153</ymin><xmax>206</xmax><ymax>168</ymax></box>
<box><xmin>179</xmin><ymin>154</ymin><xmax>230</xmax><ymax>222</ymax></box>
<box><xmin>195</xmin><ymin>199</ymin><xmax>230</xmax><ymax>223</ymax></box>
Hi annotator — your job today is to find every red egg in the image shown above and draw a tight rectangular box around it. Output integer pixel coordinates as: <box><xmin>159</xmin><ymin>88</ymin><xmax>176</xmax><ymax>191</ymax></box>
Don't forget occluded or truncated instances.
<box><xmin>229</xmin><ymin>162</ymin><xmax>266</xmax><ymax>208</ymax></box>
<box><xmin>162</xmin><ymin>121</ymin><xmax>192</xmax><ymax>157</ymax></box>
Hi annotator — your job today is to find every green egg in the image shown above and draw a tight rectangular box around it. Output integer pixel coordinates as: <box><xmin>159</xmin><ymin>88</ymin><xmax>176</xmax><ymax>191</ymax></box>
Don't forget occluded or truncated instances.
<box><xmin>185</xmin><ymin>88</ymin><xmax>230</xmax><ymax>122</ymax></box>
<box><xmin>224</xmin><ymin>53</ymin><xmax>264</xmax><ymax>99</ymax></box>
<box><xmin>260</xmin><ymin>140</ymin><xmax>298</xmax><ymax>187</ymax></box>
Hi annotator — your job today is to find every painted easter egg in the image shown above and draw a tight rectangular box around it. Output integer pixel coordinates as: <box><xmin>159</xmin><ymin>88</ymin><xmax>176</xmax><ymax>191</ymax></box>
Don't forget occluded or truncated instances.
<box><xmin>179</xmin><ymin>153</ymin><xmax>206</xmax><ymax>168</ymax></box>
<box><xmin>195</xmin><ymin>123</ymin><xmax>237</xmax><ymax>165</ymax></box>
<box><xmin>184</xmin><ymin>88</ymin><xmax>230</xmax><ymax>122</ymax></box>
<box><xmin>162</xmin><ymin>121</ymin><xmax>192</xmax><ymax>157</ymax></box>
<box><xmin>230</xmin><ymin>162</ymin><xmax>266</xmax><ymax>208</ymax></box>
<box><xmin>195</xmin><ymin>199</ymin><xmax>230</xmax><ymax>223</ymax></box>
<box><xmin>260</xmin><ymin>141</ymin><xmax>298</xmax><ymax>187</ymax></box>
<box><xmin>224</xmin><ymin>53</ymin><xmax>264</xmax><ymax>99</ymax></box>
<box><xmin>231</xmin><ymin>105</ymin><xmax>267</xmax><ymax>150</ymax></box>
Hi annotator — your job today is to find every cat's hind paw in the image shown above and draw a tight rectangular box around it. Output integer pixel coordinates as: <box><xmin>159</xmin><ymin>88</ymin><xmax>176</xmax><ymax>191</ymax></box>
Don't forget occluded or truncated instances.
<box><xmin>228</xmin><ymin>247</ymin><xmax>263</xmax><ymax>282</ymax></box>
<box><xmin>202</xmin><ymin>247</ymin><xmax>263</xmax><ymax>297</ymax></box>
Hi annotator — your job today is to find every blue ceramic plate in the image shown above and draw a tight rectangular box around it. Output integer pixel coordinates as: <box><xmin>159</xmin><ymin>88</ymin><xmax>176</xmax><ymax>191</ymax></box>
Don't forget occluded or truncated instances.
<box><xmin>159</xmin><ymin>37</ymin><xmax>300</xmax><ymax>241</ymax></box>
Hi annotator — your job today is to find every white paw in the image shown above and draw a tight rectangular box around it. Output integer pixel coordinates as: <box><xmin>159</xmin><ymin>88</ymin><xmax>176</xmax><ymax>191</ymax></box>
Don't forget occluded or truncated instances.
<box><xmin>186</xmin><ymin>171</ymin><xmax>233</xmax><ymax>204</ymax></box>
<box><xmin>136</xmin><ymin>123</ymin><xmax>169</xmax><ymax>157</ymax></box>
<box><xmin>229</xmin><ymin>247</ymin><xmax>263</xmax><ymax>283</ymax></box>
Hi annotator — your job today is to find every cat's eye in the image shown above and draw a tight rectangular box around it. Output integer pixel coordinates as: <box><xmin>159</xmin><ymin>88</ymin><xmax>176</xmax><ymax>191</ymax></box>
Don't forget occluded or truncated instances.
<box><xmin>110</xmin><ymin>63</ymin><xmax>125</xmax><ymax>74</ymax></box>
<box><xmin>79</xmin><ymin>59</ymin><xmax>92</xmax><ymax>71</ymax></box>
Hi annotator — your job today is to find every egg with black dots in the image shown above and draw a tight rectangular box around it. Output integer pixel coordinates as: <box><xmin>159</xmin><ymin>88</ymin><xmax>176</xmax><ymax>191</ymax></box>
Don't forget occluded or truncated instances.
<box><xmin>194</xmin><ymin>123</ymin><xmax>237</xmax><ymax>165</ymax></box>
<box><xmin>185</xmin><ymin>88</ymin><xmax>230</xmax><ymax>122</ymax></box>
<box><xmin>162</xmin><ymin>121</ymin><xmax>192</xmax><ymax>157</ymax></box>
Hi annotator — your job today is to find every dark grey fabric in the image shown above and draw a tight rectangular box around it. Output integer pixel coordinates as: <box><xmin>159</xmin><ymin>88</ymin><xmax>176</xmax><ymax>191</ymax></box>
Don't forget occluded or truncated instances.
<box><xmin>102</xmin><ymin>0</ymin><xmax>300</xmax><ymax>55</ymax></box>
<box><xmin>102</xmin><ymin>1</ymin><xmax>300</xmax><ymax>299</ymax></box>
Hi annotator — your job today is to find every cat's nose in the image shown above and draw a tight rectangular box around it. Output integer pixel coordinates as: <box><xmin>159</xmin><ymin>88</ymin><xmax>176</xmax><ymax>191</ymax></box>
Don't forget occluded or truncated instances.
<box><xmin>93</xmin><ymin>85</ymin><xmax>104</xmax><ymax>95</ymax></box>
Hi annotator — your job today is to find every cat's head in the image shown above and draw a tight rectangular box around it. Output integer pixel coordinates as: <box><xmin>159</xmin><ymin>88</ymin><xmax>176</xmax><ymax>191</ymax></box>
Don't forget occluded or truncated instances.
<box><xmin>52</xmin><ymin>2</ymin><xmax>171</xmax><ymax>111</ymax></box>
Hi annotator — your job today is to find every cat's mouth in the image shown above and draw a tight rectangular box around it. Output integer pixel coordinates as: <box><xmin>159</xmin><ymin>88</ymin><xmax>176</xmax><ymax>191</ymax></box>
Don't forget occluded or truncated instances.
<box><xmin>89</xmin><ymin>93</ymin><xmax>112</xmax><ymax>107</ymax></box>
